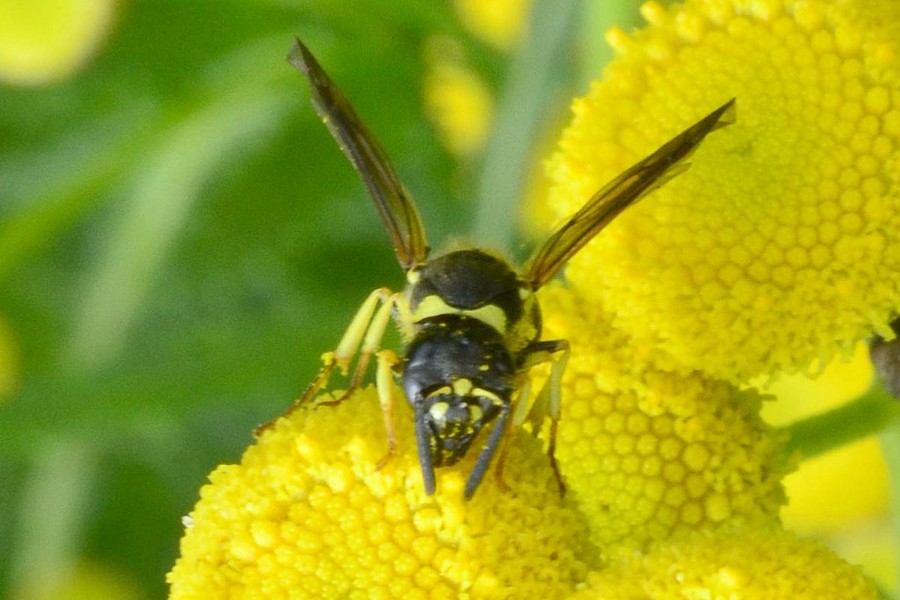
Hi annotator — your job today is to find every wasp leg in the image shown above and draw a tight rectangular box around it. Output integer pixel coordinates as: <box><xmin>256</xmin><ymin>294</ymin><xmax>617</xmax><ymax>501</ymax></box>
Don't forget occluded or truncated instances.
<box><xmin>322</xmin><ymin>288</ymin><xmax>400</xmax><ymax>406</ymax></box>
<box><xmin>374</xmin><ymin>349</ymin><xmax>400</xmax><ymax>470</ymax></box>
<box><xmin>519</xmin><ymin>339</ymin><xmax>570</xmax><ymax>496</ymax></box>
<box><xmin>256</xmin><ymin>288</ymin><xmax>397</xmax><ymax>436</ymax></box>
<box><xmin>299</xmin><ymin>287</ymin><xmax>394</xmax><ymax>406</ymax></box>
<box><xmin>492</xmin><ymin>377</ymin><xmax>533</xmax><ymax>493</ymax></box>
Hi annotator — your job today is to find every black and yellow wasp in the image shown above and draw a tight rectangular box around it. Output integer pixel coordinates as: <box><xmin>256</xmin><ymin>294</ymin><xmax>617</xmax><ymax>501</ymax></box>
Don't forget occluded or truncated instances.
<box><xmin>287</xmin><ymin>39</ymin><xmax>734</xmax><ymax>499</ymax></box>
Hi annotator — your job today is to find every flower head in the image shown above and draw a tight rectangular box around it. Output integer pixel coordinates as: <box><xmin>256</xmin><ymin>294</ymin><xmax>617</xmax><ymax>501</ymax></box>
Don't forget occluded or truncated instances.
<box><xmin>540</xmin><ymin>0</ymin><xmax>900</xmax><ymax>383</ymax></box>
<box><xmin>168</xmin><ymin>387</ymin><xmax>594</xmax><ymax>599</ymax></box>
<box><xmin>570</xmin><ymin>523</ymin><xmax>878</xmax><ymax>599</ymax></box>
<box><xmin>453</xmin><ymin>0</ymin><xmax>530</xmax><ymax>50</ymax></box>
<box><xmin>423</xmin><ymin>37</ymin><xmax>494</xmax><ymax>156</ymax></box>
<box><xmin>539</xmin><ymin>283</ymin><xmax>788</xmax><ymax>557</ymax></box>
<box><xmin>0</xmin><ymin>0</ymin><xmax>114</xmax><ymax>85</ymax></box>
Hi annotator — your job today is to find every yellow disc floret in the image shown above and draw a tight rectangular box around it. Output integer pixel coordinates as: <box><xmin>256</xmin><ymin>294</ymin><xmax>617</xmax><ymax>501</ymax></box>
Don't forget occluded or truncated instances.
<box><xmin>571</xmin><ymin>523</ymin><xmax>878</xmax><ymax>599</ymax></box>
<box><xmin>539</xmin><ymin>283</ymin><xmax>788</xmax><ymax>557</ymax></box>
<box><xmin>540</xmin><ymin>0</ymin><xmax>900</xmax><ymax>383</ymax></box>
<box><xmin>167</xmin><ymin>387</ymin><xmax>594</xmax><ymax>599</ymax></box>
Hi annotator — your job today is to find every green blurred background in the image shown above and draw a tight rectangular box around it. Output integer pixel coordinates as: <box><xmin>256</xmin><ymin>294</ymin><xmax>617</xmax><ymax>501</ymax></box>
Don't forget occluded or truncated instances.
<box><xmin>0</xmin><ymin>1</ymin><xmax>628</xmax><ymax>598</ymax></box>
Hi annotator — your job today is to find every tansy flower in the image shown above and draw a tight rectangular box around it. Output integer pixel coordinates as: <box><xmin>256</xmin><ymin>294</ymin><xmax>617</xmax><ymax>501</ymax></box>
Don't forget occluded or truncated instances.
<box><xmin>540</xmin><ymin>0</ymin><xmax>900</xmax><ymax>383</ymax></box>
<box><xmin>167</xmin><ymin>388</ymin><xmax>595</xmax><ymax>599</ymax></box>
<box><xmin>569</xmin><ymin>523</ymin><xmax>878</xmax><ymax>599</ymax></box>
<box><xmin>453</xmin><ymin>0</ymin><xmax>530</xmax><ymax>51</ymax></box>
<box><xmin>539</xmin><ymin>283</ymin><xmax>787</xmax><ymax>558</ymax></box>
<box><xmin>423</xmin><ymin>37</ymin><xmax>494</xmax><ymax>156</ymax></box>
<box><xmin>167</xmin><ymin>293</ymin><xmax>791</xmax><ymax>598</ymax></box>
<box><xmin>0</xmin><ymin>0</ymin><xmax>114</xmax><ymax>86</ymax></box>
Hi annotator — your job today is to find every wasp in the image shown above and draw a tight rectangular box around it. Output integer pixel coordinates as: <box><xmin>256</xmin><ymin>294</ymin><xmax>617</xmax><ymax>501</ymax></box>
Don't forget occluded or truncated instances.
<box><xmin>287</xmin><ymin>39</ymin><xmax>734</xmax><ymax>499</ymax></box>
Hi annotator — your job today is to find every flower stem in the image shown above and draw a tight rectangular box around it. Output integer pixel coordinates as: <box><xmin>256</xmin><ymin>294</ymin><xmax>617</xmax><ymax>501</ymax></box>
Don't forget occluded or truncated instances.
<box><xmin>779</xmin><ymin>383</ymin><xmax>900</xmax><ymax>461</ymax></box>
<box><xmin>473</xmin><ymin>0</ymin><xmax>580</xmax><ymax>250</ymax></box>
<box><xmin>879</xmin><ymin>419</ymin><xmax>900</xmax><ymax>599</ymax></box>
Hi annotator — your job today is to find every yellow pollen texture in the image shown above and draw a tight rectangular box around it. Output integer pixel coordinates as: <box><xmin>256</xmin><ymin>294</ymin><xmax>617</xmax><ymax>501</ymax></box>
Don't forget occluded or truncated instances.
<box><xmin>540</xmin><ymin>0</ymin><xmax>900</xmax><ymax>383</ymax></box>
<box><xmin>539</xmin><ymin>283</ymin><xmax>787</xmax><ymax>557</ymax></box>
<box><xmin>570</xmin><ymin>524</ymin><xmax>878</xmax><ymax>599</ymax></box>
<box><xmin>167</xmin><ymin>387</ymin><xmax>595</xmax><ymax>599</ymax></box>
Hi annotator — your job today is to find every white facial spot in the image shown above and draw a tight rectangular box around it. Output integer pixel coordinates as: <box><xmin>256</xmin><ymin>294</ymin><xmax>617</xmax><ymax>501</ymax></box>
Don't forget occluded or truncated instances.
<box><xmin>429</xmin><ymin>401</ymin><xmax>449</xmax><ymax>421</ymax></box>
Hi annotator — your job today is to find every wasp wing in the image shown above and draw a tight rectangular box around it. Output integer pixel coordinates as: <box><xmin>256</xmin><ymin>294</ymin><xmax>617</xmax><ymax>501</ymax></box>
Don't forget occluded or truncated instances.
<box><xmin>523</xmin><ymin>98</ymin><xmax>735</xmax><ymax>290</ymax></box>
<box><xmin>288</xmin><ymin>39</ymin><xmax>429</xmax><ymax>271</ymax></box>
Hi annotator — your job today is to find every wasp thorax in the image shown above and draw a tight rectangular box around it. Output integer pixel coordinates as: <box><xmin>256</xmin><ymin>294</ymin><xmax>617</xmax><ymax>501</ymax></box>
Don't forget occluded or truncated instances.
<box><xmin>408</xmin><ymin>249</ymin><xmax>524</xmax><ymax>329</ymax></box>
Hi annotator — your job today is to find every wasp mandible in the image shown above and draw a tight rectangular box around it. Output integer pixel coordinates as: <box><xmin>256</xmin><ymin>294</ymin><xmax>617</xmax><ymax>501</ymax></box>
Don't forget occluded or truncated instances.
<box><xmin>287</xmin><ymin>39</ymin><xmax>734</xmax><ymax>499</ymax></box>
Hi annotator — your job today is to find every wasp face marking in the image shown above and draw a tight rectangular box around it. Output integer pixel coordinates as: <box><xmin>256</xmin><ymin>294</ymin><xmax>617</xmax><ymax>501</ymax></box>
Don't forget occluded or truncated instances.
<box><xmin>423</xmin><ymin>388</ymin><xmax>499</xmax><ymax>466</ymax></box>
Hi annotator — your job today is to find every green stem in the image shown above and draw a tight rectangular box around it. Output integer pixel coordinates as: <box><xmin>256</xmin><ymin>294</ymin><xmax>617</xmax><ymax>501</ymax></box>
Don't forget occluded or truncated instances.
<box><xmin>10</xmin><ymin>438</ymin><xmax>96</xmax><ymax>597</ymax></box>
<box><xmin>879</xmin><ymin>419</ymin><xmax>900</xmax><ymax>600</ymax></box>
<box><xmin>473</xmin><ymin>0</ymin><xmax>581</xmax><ymax>250</ymax></box>
<box><xmin>779</xmin><ymin>383</ymin><xmax>900</xmax><ymax>461</ymax></box>
<box><xmin>578</xmin><ymin>0</ymin><xmax>642</xmax><ymax>89</ymax></box>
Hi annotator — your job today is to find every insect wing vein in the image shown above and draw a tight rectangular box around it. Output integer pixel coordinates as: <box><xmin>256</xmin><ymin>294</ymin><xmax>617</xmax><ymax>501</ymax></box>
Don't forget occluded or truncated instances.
<box><xmin>523</xmin><ymin>98</ymin><xmax>736</xmax><ymax>289</ymax></box>
<box><xmin>288</xmin><ymin>39</ymin><xmax>429</xmax><ymax>270</ymax></box>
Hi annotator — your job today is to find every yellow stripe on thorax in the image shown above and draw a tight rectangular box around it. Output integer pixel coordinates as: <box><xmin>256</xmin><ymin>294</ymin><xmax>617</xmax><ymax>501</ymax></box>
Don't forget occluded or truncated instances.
<box><xmin>412</xmin><ymin>294</ymin><xmax>508</xmax><ymax>334</ymax></box>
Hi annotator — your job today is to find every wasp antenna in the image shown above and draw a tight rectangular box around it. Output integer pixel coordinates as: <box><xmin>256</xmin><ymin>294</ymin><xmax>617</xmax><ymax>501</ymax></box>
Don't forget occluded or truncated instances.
<box><xmin>414</xmin><ymin>404</ymin><xmax>437</xmax><ymax>495</ymax></box>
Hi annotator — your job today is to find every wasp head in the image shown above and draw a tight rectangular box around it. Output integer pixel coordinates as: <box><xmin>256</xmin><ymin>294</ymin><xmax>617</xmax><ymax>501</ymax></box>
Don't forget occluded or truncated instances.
<box><xmin>418</xmin><ymin>380</ymin><xmax>503</xmax><ymax>467</ymax></box>
<box><xmin>402</xmin><ymin>316</ymin><xmax>515</xmax><ymax>496</ymax></box>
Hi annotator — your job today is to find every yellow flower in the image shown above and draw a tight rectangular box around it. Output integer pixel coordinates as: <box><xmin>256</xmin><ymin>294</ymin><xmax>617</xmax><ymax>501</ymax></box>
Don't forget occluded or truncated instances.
<box><xmin>167</xmin><ymin>387</ymin><xmax>594</xmax><ymax>599</ymax></box>
<box><xmin>423</xmin><ymin>37</ymin><xmax>494</xmax><ymax>156</ymax></box>
<box><xmin>453</xmin><ymin>0</ymin><xmax>530</xmax><ymax>51</ymax></box>
<box><xmin>539</xmin><ymin>283</ymin><xmax>787</xmax><ymax>557</ymax></box>
<box><xmin>570</xmin><ymin>523</ymin><xmax>878</xmax><ymax>599</ymax></box>
<box><xmin>0</xmin><ymin>0</ymin><xmax>114</xmax><ymax>86</ymax></box>
<box><xmin>539</xmin><ymin>0</ymin><xmax>900</xmax><ymax>383</ymax></box>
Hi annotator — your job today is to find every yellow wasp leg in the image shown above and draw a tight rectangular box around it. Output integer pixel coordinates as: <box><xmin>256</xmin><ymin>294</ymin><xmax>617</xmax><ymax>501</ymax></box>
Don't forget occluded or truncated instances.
<box><xmin>519</xmin><ymin>339</ymin><xmax>570</xmax><ymax>495</ymax></box>
<box><xmin>312</xmin><ymin>287</ymin><xmax>403</xmax><ymax>409</ymax></box>
<box><xmin>374</xmin><ymin>349</ymin><xmax>401</xmax><ymax>469</ymax></box>
<box><xmin>333</xmin><ymin>287</ymin><xmax>394</xmax><ymax>373</ymax></box>
<box><xmin>342</xmin><ymin>289</ymin><xmax>399</xmax><ymax>399</ymax></box>
<box><xmin>297</xmin><ymin>288</ymin><xmax>392</xmax><ymax>405</ymax></box>
<box><xmin>257</xmin><ymin>288</ymin><xmax>399</xmax><ymax>436</ymax></box>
